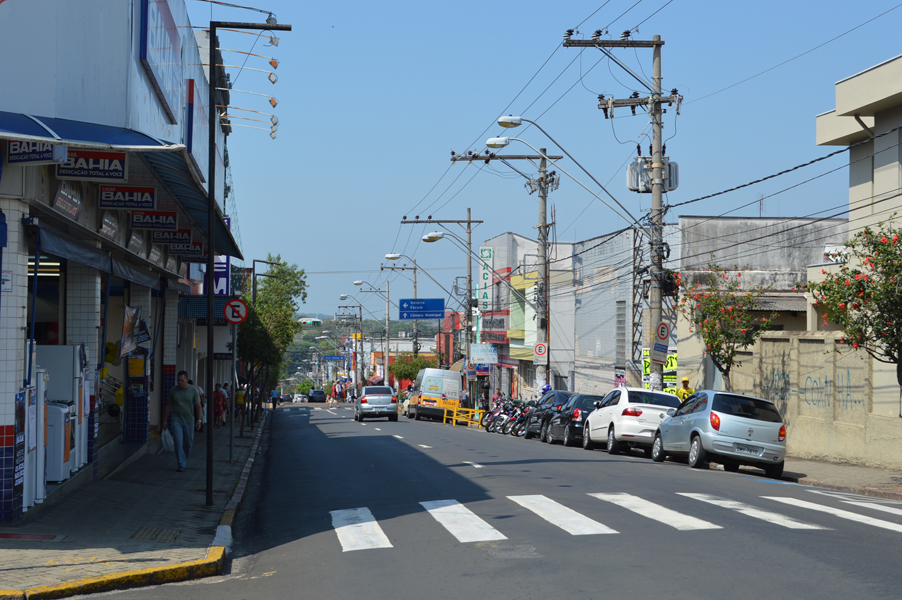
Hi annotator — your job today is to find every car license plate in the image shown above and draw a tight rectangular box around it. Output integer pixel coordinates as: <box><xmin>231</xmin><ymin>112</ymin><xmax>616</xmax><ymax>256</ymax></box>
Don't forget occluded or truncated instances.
<box><xmin>734</xmin><ymin>443</ymin><xmax>762</xmax><ymax>456</ymax></box>
<box><xmin>423</xmin><ymin>401</ymin><xmax>436</xmax><ymax>406</ymax></box>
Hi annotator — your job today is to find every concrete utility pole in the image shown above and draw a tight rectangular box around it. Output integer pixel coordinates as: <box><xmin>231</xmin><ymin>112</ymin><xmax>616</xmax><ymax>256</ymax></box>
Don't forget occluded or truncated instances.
<box><xmin>385</xmin><ymin>280</ymin><xmax>390</xmax><ymax>384</ymax></box>
<box><xmin>450</xmin><ymin>153</ymin><xmax>561</xmax><ymax>393</ymax></box>
<box><xmin>563</xmin><ymin>33</ymin><xmax>680</xmax><ymax>391</ymax></box>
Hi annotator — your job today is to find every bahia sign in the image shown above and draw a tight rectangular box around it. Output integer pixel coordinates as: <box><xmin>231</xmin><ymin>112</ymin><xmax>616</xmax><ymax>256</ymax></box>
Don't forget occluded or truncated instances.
<box><xmin>57</xmin><ymin>150</ymin><xmax>128</xmax><ymax>182</ymax></box>
<box><xmin>130</xmin><ymin>210</ymin><xmax>177</xmax><ymax>231</ymax></box>
<box><xmin>152</xmin><ymin>229</ymin><xmax>191</xmax><ymax>245</ymax></box>
<box><xmin>99</xmin><ymin>185</ymin><xmax>156</xmax><ymax>210</ymax></box>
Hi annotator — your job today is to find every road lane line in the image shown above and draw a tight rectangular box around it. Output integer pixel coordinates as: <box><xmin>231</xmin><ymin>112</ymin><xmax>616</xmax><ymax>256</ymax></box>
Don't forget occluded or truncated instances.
<box><xmin>842</xmin><ymin>501</ymin><xmax>902</xmax><ymax>517</ymax></box>
<box><xmin>590</xmin><ymin>493</ymin><xmax>721</xmax><ymax>531</ymax></box>
<box><xmin>462</xmin><ymin>461</ymin><xmax>483</xmax><ymax>469</ymax></box>
<box><xmin>418</xmin><ymin>444</ymin><xmax>432</xmax><ymax>448</ymax></box>
<box><xmin>375</xmin><ymin>428</ymin><xmax>382</xmax><ymax>431</ymax></box>
<box><xmin>327</xmin><ymin>410</ymin><xmax>337</xmax><ymax>415</ymax></box>
<box><xmin>764</xmin><ymin>497</ymin><xmax>902</xmax><ymax>533</ymax></box>
<box><xmin>420</xmin><ymin>500</ymin><xmax>508</xmax><ymax>543</ymax></box>
<box><xmin>393</xmin><ymin>435</ymin><xmax>403</xmax><ymax>439</ymax></box>
<box><xmin>509</xmin><ymin>495</ymin><xmax>618</xmax><ymax>535</ymax></box>
<box><xmin>679</xmin><ymin>493</ymin><xmax>828</xmax><ymax>529</ymax></box>
<box><xmin>330</xmin><ymin>508</ymin><xmax>393</xmax><ymax>552</ymax></box>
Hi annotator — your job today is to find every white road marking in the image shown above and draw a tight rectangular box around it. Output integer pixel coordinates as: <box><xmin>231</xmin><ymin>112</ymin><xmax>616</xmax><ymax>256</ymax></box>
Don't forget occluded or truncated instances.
<box><xmin>314</xmin><ymin>408</ymin><xmax>322</xmax><ymax>411</ymax></box>
<box><xmin>420</xmin><ymin>500</ymin><xmax>507</xmax><ymax>543</ymax></box>
<box><xmin>374</xmin><ymin>428</ymin><xmax>382</xmax><ymax>431</ymax></box>
<box><xmin>393</xmin><ymin>435</ymin><xmax>403</xmax><ymax>439</ymax></box>
<box><xmin>418</xmin><ymin>444</ymin><xmax>432</xmax><ymax>449</ymax></box>
<box><xmin>842</xmin><ymin>501</ymin><xmax>902</xmax><ymax>518</ymax></box>
<box><xmin>462</xmin><ymin>461</ymin><xmax>483</xmax><ymax>469</ymax></box>
<box><xmin>509</xmin><ymin>495</ymin><xmax>618</xmax><ymax>535</ymax></box>
<box><xmin>679</xmin><ymin>493</ymin><xmax>828</xmax><ymax>529</ymax></box>
<box><xmin>330</xmin><ymin>508</ymin><xmax>393</xmax><ymax>552</ymax></box>
<box><xmin>764</xmin><ymin>497</ymin><xmax>902</xmax><ymax>533</ymax></box>
<box><xmin>327</xmin><ymin>410</ymin><xmax>337</xmax><ymax>415</ymax></box>
<box><xmin>590</xmin><ymin>493</ymin><xmax>721</xmax><ymax>531</ymax></box>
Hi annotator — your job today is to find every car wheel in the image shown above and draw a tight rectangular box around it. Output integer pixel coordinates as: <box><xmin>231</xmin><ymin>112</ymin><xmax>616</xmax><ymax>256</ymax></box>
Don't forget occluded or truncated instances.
<box><xmin>723</xmin><ymin>460</ymin><xmax>740</xmax><ymax>472</ymax></box>
<box><xmin>414</xmin><ymin>406</ymin><xmax>421</xmax><ymax>420</ymax></box>
<box><xmin>406</xmin><ymin>406</ymin><xmax>413</xmax><ymax>419</ymax></box>
<box><xmin>545</xmin><ymin>423</ymin><xmax>556</xmax><ymax>444</ymax></box>
<box><xmin>651</xmin><ymin>434</ymin><xmax>666</xmax><ymax>462</ymax></box>
<box><xmin>524</xmin><ymin>424</ymin><xmax>534</xmax><ymax>440</ymax></box>
<box><xmin>643</xmin><ymin>446</ymin><xmax>653</xmax><ymax>459</ymax></box>
<box><xmin>764</xmin><ymin>461</ymin><xmax>784</xmax><ymax>479</ymax></box>
<box><xmin>354</xmin><ymin>411</ymin><xmax>359</xmax><ymax>422</ymax></box>
<box><xmin>540</xmin><ymin>422</ymin><xmax>549</xmax><ymax>443</ymax></box>
<box><xmin>607</xmin><ymin>427</ymin><xmax>621</xmax><ymax>455</ymax></box>
<box><xmin>389</xmin><ymin>415</ymin><xmax>398</xmax><ymax>422</ymax></box>
<box><xmin>563</xmin><ymin>425</ymin><xmax>576</xmax><ymax>447</ymax></box>
<box><xmin>688</xmin><ymin>435</ymin><xmax>707</xmax><ymax>468</ymax></box>
<box><xmin>583</xmin><ymin>427</ymin><xmax>595</xmax><ymax>450</ymax></box>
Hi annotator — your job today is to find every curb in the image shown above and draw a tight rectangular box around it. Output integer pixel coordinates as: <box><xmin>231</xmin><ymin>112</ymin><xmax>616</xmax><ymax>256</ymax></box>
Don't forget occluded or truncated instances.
<box><xmin>789</xmin><ymin>476</ymin><xmax>902</xmax><ymax>502</ymax></box>
<box><xmin>6</xmin><ymin>414</ymin><xmax>268</xmax><ymax>599</ymax></box>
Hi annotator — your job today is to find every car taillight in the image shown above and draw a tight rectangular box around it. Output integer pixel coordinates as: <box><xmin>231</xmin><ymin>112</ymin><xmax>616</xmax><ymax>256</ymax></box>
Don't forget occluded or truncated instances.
<box><xmin>572</xmin><ymin>408</ymin><xmax>581</xmax><ymax>420</ymax></box>
<box><xmin>778</xmin><ymin>425</ymin><xmax>786</xmax><ymax>442</ymax></box>
<box><xmin>361</xmin><ymin>397</ymin><xmax>368</xmax><ymax>404</ymax></box>
<box><xmin>621</xmin><ymin>407</ymin><xmax>642</xmax><ymax>417</ymax></box>
<box><xmin>710</xmin><ymin>411</ymin><xmax>721</xmax><ymax>430</ymax></box>
<box><xmin>391</xmin><ymin>396</ymin><xmax>398</xmax><ymax>404</ymax></box>
<box><xmin>555</xmin><ymin>405</ymin><xmax>562</xmax><ymax>411</ymax></box>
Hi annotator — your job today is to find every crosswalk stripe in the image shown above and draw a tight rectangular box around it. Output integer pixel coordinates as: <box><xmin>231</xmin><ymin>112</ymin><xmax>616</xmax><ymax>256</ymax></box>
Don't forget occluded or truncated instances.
<box><xmin>764</xmin><ymin>497</ymin><xmax>902</xmax><ymax>533</ymax></box>
<box><xmin>590</xmin><ymin>493</ymin><xmax>721</xmax><ymax>531</ymax></box>
<box><xmin>678</xmin><ymin>493</ymin><xmax>828</xmax><ymax>529</ymax></box>
<box><xmin>842</xmin><ymin>501</ymin><xmax>902</xmax><ymax>518</ymax></box>
<box><xmin>330</xmin><ymin>508</ymin><xmax>393</xmax><ymax>552</ymax></box>
<box><xmin>509</xmin><ymin>495</ymin><xmax>618</xmax><ymax>535</ymax></box>
<box><xmin>420</xmin><ymin>500</ymin><xmax>508</xmax><ymax>543</ymax></box>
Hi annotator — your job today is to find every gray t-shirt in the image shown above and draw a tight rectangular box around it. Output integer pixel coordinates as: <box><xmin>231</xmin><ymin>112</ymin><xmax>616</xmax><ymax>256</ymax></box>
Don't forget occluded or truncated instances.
<box><xmin>168</xmin><ymin>385</ymin><xmax>201</xmax><ymax>424</ymax></box>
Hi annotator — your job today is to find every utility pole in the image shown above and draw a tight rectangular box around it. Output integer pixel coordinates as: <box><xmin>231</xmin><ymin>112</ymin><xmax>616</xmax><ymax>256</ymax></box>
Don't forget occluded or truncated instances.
<box><xmin>563</xmin><ymin>32</ymin><xmax>680</xmax><ymax>391</ymax></box>
<box><xmin>450</xmin><ymin>154</ymin><xmax>561</xmax><ymax>394</ymax></box>
<box><xmin>385</xmin><ymin>280</ymin><xmax>390</xmax><ymax>385</ymax></box>
<box><xmin>401</xmin><ymin>213</ymin><xmax>486</xmax><ymax>404</ymax></box>
<box><xmin>382</xmin><ymin>260</ymin><xmax>418</xmax><ymax>357</ymax></box>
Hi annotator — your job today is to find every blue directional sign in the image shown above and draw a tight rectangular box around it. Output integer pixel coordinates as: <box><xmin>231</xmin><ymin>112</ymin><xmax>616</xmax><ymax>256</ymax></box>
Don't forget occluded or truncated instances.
<box><xmin>323</xmin><ymin>355</ymin><xmax>343</xmax><ymax>361</ymax></box>
<box><xmin>398</xmin><ymin>298</ymin><xmax>445</xmax><ymax>320</ymax></box>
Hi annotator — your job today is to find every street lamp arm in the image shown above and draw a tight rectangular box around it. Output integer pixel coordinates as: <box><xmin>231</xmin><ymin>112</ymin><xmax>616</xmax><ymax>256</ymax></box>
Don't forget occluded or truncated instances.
<box><xmin>384</xmin><ymin>255</ymin><xmax>466</xmax><ymax>311</ymax></box>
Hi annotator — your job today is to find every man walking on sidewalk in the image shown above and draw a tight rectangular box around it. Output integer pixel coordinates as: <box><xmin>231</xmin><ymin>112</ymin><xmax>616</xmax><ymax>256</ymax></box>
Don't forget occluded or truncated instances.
<box><xmin>162</xmin><ymin>371</ymin><xmax>203</xmax><ymax>472</ymax></box>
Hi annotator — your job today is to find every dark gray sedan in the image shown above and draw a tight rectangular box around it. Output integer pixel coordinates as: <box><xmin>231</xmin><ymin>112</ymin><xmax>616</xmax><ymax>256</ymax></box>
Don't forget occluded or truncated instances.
<box><xmin>652</xmin><ymin>390</ymin><xmax>787</xmax><ymax>478</ymax></box>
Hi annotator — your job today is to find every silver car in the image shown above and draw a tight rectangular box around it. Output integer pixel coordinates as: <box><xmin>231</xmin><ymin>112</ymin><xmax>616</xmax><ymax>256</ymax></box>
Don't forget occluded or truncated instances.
<box><xmin>651</xmin><ymin>390</ymin><xmax>786</xmax><ymax>478</ymax></box>
<box><xmin>355</xmin><ymin>386</ymin><xmax>399</xmax><ymax>422</ymax></box>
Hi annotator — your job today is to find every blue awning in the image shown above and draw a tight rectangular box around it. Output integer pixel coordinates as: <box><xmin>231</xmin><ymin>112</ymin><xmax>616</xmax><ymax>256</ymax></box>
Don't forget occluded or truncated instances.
<box><xmin>0</xmin><ymin>111</ymin><xmax>242</xmax><ymax>259</ymax></box>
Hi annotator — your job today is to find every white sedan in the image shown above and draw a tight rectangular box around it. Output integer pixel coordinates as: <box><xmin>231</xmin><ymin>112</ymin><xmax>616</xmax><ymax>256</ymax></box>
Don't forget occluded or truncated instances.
<box><xmin>583</xmin><ymin>387</ymin><xmax>682</xmax><ymax>456</ymax></box>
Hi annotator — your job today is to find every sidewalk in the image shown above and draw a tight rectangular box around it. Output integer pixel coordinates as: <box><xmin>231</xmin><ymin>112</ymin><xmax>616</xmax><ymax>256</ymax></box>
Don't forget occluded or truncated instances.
<box><xmin>0</xmin><ymin>413</ymin><xmax>265</xmax><ymax>598</ymax></box>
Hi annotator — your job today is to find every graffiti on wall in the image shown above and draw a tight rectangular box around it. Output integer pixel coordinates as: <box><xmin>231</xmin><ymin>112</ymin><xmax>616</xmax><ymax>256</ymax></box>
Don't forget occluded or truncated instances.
<box><xmin>763</xmin><ymin>367</ymin><xmax>865</xmax><ymax>410</ymax></box>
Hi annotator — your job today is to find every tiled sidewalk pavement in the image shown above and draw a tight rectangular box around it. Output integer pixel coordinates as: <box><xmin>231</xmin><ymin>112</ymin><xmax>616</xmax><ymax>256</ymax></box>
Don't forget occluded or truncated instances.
<box><xmin>0</xmin><ymin>414</ymin><xmax>264</xmax><ymax>594</ymax></box>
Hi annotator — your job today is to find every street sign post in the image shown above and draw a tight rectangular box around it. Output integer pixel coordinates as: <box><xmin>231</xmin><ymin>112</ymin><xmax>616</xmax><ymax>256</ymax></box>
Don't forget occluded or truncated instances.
<box><xmin>533</xmin><ymin>342</ymin><xmax>548</xmax><ymax>365</ymax></box>
<box><xmin>323</xmin><ymin>355</ymin><xmax>343</xmax><ymax>362</ymax></box>
<box><xmin>399</xmin><ymin>298</ymin><xmax>445</xmax><ymax>320</ymax></box>
<box><xmin>223</xmin><ymin>298</ymin><xmax>248</xmax><ymax>325</ymax></box>
<box><xmin>650</xmin><ymin>321</ymin><xmax>670</xmax><ymax>364</ymax></box>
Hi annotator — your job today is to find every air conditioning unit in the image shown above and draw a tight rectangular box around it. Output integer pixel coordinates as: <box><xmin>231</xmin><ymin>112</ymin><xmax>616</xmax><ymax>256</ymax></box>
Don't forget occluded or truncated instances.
<box><xmin>626</xmin><ymin>156</ymin><xmax>679</xmax><ymax>193</ymax></box>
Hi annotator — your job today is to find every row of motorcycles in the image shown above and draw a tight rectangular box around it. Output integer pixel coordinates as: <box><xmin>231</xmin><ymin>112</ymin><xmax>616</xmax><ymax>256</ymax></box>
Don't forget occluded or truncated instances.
<box><xmin>480</xmin><ymin>398</ymin><xmax>531</xmax><ymax>436</ymax></box>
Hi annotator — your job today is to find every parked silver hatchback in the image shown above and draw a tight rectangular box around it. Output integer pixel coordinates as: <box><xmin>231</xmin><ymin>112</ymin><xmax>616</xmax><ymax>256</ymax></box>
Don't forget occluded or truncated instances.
<box><xmin>651</xmin><ymin>390</ymin><xmax>786</xmax><ymax>478</ymax></box>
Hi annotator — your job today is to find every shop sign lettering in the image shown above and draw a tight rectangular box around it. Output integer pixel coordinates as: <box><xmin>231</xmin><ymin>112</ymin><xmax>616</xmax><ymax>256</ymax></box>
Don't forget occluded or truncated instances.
<box><xmin>152</xmin><ymin>229</ymin><xmax>191</xmax><ymax>244</ymax></box>
<box><xmin>57</xmin><ymin>150</ymin><xmax>127</xmax><ymax>182</ymax></box>
<box><xmin>99</xmin><ymin>185</ymin><xmax>156</xmax><ymax>210</ymax></box>
<box><xmin>130</xmin><ymin>210</ymin><xmax>177</xmax><ymax>230</ymax></box>
<box><xmin>52</xmin><ymin>180</ymin><xmax>83</xmax><ymax>220</ymax></box>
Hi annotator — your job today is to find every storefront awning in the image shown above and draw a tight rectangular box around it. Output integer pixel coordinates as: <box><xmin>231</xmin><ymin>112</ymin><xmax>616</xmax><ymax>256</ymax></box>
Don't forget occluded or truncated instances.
<box><xmin>0</xmin><ymin>111</ymin><xmax>242</xmax><ymax>260</ymax></box>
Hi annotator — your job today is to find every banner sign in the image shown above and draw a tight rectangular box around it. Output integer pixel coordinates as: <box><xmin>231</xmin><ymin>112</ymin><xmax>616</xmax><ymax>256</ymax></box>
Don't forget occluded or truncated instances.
<box><xmin>99</xmin><ymin>185</ymin><xmax>156</xmax><ymax>210</ymax></box>
<box><xmin>7</xmin><ymin>140</ymin><xmax>67</xmax><ymax>165</ymax></box>
<box><xmin>478</xmin><ymin>246</ymin><xmax>493</xmax><ymax>311</ymax></box>
<box><xmin>57</xmin><ymin>149</ymin><xmax>127</xmax><ymax>182</ymax></box>
<box><xmin>140</xmin><ymin>0</ymin><xmax>182</xmax><ymax>124</ymax></box>
<box><xmin>52</xmin><ymin>180</ymin><xmax>83</xmax><ymax>220</ymax></box>
<box><xmin>98</xmin><ymin>210</ymin><xmax>120</xmax><ymax>241</ymax></box>
<box><xmin>152</xmin><ymin>228</ymin><xmax>191</xmax><ymax>245</ymax></box>
<box><xmin>148</xmin><ymin>244</ymin><xmax>164</xmax><ymax>267</ymax></box>
<box><xmin>470</xmin><ymin>343</ymin><xmax>498</xmax><ymax>364</ymax></box>
<box><xmin>642</xmin><ymin>347</ymin><xmax>678</xmax><ymax>394</ymax></box>
<box><xmin>213</xmin><ymin>216</ymin><xmax>231</xmax><ymax>295</ymax></box>
<box><xmin>127</xmin><ymin>231</ymin><xmax>145</xmax><ymax>255</ymax></box>
<box><xmin>130</xmin><ymin>210</ymin><xmax>177</xmax><ymax>230</ymax></box>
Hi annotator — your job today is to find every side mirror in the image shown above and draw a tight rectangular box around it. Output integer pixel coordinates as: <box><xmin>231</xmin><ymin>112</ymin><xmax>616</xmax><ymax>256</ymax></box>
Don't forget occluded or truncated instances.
<box><xmin>594</xmin><ymin>401</ymin><xmax>602</xmax><ymax>408</ymax></box>
<box><xmin>666</xmin><ymin>408</ymin><xmax>676</xmax><ymax>416</ymax></box>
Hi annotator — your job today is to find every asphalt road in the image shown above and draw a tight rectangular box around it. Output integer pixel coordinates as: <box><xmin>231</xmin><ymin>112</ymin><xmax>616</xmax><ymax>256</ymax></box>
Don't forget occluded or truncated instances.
<box><xmin>90</xmin><ymin>404</ymin><xmax>902</xmax><ymax>599</ymax></box>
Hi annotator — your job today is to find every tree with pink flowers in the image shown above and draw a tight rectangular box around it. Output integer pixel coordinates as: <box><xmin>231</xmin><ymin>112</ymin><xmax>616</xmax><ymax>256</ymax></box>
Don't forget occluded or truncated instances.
<box><xmin>677</xmin><ymin>264</ymin><xmax>777</xmax><ymax>392</ymax></box>
<box><xmin>805</xmin><ymin>219</ymin><xmax>902</xmax><ymax>388</ymax></box>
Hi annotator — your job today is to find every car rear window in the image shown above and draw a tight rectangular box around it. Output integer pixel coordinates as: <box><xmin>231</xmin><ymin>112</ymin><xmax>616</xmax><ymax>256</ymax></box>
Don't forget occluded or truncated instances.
<box><xmin>578</xmin><ymin>395</ymin><xmax>605</xmax><ymax>409</ymax></box>
<box><xmin>713</xmin><ymin>394</ymin><xmax>783</xmax><ymax>423</ymax></box>
<box><xmin>365</xmin><ymin>387</ymin><xmax>393</xmax><ymax>395</ymax></box>
<box><xmin>311</xmin><ymin>391</ymin><xmax>325</xmax><ymax>397</ymax></box>
<box><xmin>627</xmin><ymin>390</ymin><xmax>681</xmax><ymax>408</ymax></box>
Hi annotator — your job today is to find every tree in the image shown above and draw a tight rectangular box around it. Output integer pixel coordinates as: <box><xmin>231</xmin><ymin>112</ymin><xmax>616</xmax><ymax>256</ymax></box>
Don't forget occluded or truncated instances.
<box><xmin>389</xmin><ymin>353</ymin><xmax>438</xmax><ymax>383</ymax></box>
<box><xmin>805</xmin><ymin>219</ymin><xmax>902</xmax><ymax>387</ymax></box>
<box><xmin>677</xmin><ymin>264</ymin><xmax>777</xmax><ymax>392</ymax></box>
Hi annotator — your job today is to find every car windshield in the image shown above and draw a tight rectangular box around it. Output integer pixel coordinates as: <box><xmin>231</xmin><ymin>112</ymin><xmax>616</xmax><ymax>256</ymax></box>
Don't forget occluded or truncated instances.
<box><xmin>578</xmin><ymin>395</ymin><xmax>605</xmax><ymax>409</ymax></box>
<box><xmin>713</xmin><ymin>394</ymin><xmax>783</xmax><ymax>423</ymax></box>
<box><xmin>627</xmin><ymin>390</ymin><xmax>681</xmax><ymax>408</ymax></box>
<box><xmin>311</xmin><ymin>391</ymin><xmax>324</xmax><ymax>396</ymax></box>
<box><xmin>365</xmin><ymin>387</ymin><xmax>393</xmax><ymax>395</ymax></box>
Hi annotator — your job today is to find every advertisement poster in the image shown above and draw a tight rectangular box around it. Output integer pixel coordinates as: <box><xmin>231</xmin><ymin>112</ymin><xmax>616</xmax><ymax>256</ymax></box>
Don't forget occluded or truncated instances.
<box><xmin>27</xmin><ymin>388</ymin><xmax>36</xmax><ymax>453</ymax></box>
<box><xmin>642</xmin><ymin>348</ymin><xmax>678</xmax><ymax>394</ymax></box>
<box><xmin>14</xmin><ymin>392</ymin><xmax>25</xmax><ymax>499</ymax></box>
<box><xmin>120</xmin><ymin>306</ymin><xmax>140</xmax><ymax>357</ymax></box>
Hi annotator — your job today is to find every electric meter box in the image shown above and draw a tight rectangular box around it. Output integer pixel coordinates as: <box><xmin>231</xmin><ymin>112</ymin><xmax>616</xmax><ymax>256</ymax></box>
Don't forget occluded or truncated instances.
<box><xmin>626</xmin><ymin>157</ymin><xmax>679</xmax><ymax>193</ymax></box>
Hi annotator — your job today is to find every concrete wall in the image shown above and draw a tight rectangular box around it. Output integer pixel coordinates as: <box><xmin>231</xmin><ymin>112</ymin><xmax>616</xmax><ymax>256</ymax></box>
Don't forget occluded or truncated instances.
<box><xmin>724</xmin><ymin>331</ymin><xmax>902</xmax><ymax>471</ymax></box>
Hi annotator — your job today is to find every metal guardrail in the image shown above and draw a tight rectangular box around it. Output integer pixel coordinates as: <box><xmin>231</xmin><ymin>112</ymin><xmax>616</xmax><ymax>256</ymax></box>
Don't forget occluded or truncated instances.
<box><xmin>442</xmin><ymin>407</ymin><xmax>484</xmax><ymax>427</ymax></box>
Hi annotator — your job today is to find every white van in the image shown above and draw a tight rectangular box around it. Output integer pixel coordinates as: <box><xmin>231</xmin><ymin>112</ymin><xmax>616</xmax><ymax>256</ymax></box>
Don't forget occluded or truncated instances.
<box><xmin>405</xmin><ymin>368</ymin><xmax>462</xmax><ymax>420</ymax></box>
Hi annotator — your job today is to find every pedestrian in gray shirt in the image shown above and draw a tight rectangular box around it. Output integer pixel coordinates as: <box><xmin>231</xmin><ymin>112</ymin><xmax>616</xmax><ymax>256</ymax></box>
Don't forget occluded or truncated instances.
<box><xmin>162</xmin><ymin>371</ymin><xmax>203</xmax><ymax>472</ymax></box>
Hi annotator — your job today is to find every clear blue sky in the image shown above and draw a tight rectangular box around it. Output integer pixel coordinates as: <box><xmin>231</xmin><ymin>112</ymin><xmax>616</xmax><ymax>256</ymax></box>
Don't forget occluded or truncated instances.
<box><xmin>187</xmin><ymin>0</ymin><xmax>902</xmax><ymax>321</ymax></box>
